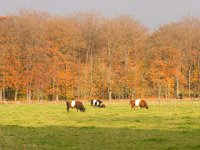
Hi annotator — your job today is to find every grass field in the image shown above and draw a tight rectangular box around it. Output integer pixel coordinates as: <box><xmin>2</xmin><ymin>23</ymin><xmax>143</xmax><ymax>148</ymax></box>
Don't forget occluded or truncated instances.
<box><xmin>0</xmin><ymin>100</ymin><xmax>200</xmax><ymax>150</ymax></box>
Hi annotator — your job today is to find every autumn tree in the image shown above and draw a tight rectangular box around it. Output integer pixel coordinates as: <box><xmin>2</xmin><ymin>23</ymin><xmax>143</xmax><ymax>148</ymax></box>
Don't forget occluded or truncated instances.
<box><xmin>0</xmin><ymin>10</ymin><xmax>199</xmax><ymax>101</ymax></box>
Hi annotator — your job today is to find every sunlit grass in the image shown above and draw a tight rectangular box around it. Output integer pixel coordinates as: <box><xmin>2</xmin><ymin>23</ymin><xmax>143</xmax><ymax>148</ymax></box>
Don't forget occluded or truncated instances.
<box><xmin>0</xmin><ymin>100</ymin><xmax>200</xmax><ymax>149</ymax></box>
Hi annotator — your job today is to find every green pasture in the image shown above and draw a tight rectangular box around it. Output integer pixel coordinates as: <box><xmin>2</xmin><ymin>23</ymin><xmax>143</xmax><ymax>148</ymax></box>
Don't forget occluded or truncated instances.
<box><xmin>0</xmin><ymin>101</ymin><xmax>200</xmax><ymax>150</ymax></box>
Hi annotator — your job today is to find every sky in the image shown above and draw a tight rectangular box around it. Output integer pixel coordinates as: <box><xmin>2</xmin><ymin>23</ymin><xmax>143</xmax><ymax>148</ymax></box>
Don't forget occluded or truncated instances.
<box><xmin>0</xmin><ymin>0</ymin><xmax>200</xmax><ymax>30</ymax></box>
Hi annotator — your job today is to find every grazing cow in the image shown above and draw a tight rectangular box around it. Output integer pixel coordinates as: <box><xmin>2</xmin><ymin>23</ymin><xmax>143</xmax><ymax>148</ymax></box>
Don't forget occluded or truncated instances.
<box><xmin>90</xmin><ymin>99</ymin><xmax>104</xmax><ymax>108</ymax></box>
<box><xmin>130</xmin><ymin>99</ymin><xmax>149</xmax><ymax>109</ymax></box>
<box><xmin>66</xmin><ymin>100</ymin><xmax>85</xmax><ymax>112</ymax></box>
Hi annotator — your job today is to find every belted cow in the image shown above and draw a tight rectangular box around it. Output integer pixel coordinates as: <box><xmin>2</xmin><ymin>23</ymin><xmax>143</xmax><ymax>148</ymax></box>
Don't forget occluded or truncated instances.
<box><xmin>91</xmin><ymin>99</ymin><xmax>105</xmax><ymax>108</ymax></box>
<box><xmin>66</xmin><ymin>100</ymin><xmax>85</xmax><ymax>112</ymax></box>
<box><xmin>130</xmin><ymin>99</ymin><xmax>149</xmax><ymax>109</ymax></box>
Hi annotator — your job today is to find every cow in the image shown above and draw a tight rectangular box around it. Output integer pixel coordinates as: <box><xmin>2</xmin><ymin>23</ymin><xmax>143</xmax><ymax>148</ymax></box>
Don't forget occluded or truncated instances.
<box><xmin>66</xmin><ymin>100</ymin><xmax>85</xmax><ymax>112</ymax></box>
<box><xmin>130</xmin><ymin>99</ymin><xmax>149</xmax><ymax>109</ymax></box>
<box><xmin>90</xmin><ymin>99</ymin><xmax>105</xmax><ymax>108</ymax></box>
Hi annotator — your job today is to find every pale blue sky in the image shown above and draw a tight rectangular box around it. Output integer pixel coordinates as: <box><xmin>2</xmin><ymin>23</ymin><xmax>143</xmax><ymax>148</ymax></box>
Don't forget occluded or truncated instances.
<box><xmin>0</xmin><ymin>0</ymin><xmax>200</xmax><ymax>30</ymax></box>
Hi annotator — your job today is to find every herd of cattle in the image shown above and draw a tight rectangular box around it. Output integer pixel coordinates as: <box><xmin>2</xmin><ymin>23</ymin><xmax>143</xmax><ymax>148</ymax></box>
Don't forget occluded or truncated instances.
<box><xmin>66</xmin><ymin>99</ymin><xmax>148</xmax><ymax>112</ymax></box>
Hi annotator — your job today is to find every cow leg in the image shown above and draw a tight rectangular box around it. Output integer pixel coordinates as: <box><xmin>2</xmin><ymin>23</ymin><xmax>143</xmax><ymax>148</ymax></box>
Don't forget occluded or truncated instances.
<box><xmin>67</xmin><ymin>106</ymin><xmax>70</xmax><ymax>112</ymax></box>
<box><xmin>131</xmin><ymin>105</ymin><xmax>135</xmax><ymax>110</ymax></box>
<box><xmin>99</xmin><ymin>102</ymin><xmax>102</xmax><ymax>108</ymax></box>
<box><xmin>77</xmin><ymin>108</ymin><xmax>78</xmax><ymax>112</ymax></box>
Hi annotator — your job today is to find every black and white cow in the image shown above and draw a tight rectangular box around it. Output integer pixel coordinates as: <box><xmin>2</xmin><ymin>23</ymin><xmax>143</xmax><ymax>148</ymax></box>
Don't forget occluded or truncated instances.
<box><xmin>90</xmin><ymin>99</ymin><xmax>105</xmax><ymax>108</ymax></box>
<box><xmin>66</xmin><ymin>100</ymin><xmax>85</xmax><ymax>112</ymax></box>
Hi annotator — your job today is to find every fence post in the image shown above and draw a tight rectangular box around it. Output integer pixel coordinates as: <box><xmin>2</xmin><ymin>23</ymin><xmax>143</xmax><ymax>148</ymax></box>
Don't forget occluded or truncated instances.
<box><xmin>174</xmin><ymin>99</ymin><xmax>177</xmax><ymax>108</ymax></box>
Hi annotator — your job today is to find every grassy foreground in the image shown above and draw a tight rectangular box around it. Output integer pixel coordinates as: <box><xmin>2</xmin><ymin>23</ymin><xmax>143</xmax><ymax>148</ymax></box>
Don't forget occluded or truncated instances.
<box><xmin>0</xmin><ymin>101</ymin><xmax>200</xmax><ymax>150</ymax></box>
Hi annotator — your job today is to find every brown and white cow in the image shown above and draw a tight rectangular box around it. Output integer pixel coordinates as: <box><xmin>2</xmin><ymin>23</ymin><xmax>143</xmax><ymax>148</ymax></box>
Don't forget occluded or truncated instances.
<box><xmin>130</xmin><ymin>99</ymin><xmax>149</xmax><ymax>109</ymax></box>
<box><xmin>66</xmin><ymin>100</ymin><xmax>85</xmax><ymax>112</ymax></box>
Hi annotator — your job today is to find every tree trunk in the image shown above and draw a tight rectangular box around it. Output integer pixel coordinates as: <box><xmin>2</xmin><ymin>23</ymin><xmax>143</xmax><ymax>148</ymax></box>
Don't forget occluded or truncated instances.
<box><xmin>108</xmin><ymin>88</ymin><xmax>112</xmax><ymax>101</ymax></box>
<box><xmin>0</xmin><ymin>89</ymin><xmax>2</xmax><ymax>101</ymax></box>
<box><xmin>84</xmin><ymin>48</ymin><xmax>90</xmax><ymax>99</ymax></box>
<box><xmin>188</xmin><ymin>65</ymin><xmax>192</xmax><ymax>99</ymax></box>
<box><xmin>174</xmin><ymin>77</ymin><xmax>178</xmax><ymax>107</ymax></box>
<box><xmin>2</xmin><ymin>77</ymin><xmax>5</xmax><ymax>101</ymax></box>
<box><xmin>124</xmin><ymin>48</ymin><xmax>128</xmax><ymax>99</ymax></box>
<box><xmin>29</xmin><ymin>90</ymin><xmax>31</xmax><ymax>101</ymax></box>
<box><xmin>52</xmin><ymin>77</ymin><xmax>56</xmax><ymax>101</ymax></box>
<box><xmin>56</xmin><ymin>94</ymin><xmax>59</xmax><ymax>101</ymax></box>
<box><xmin>27</xmin><ymin>90</ymin><xmax>31</xmax><ymax>102</ymax></box>
<box><xmin>158</xmin><ymin>84</ymin><xmax>161</xmax><ymax>104</ymax></box>
<box><xmin>108</xmin><ymin>43</ymin><xmax>112</xmax><ymax>101</ymax></box>
<box><xmin>3</xmin><ymin>88</ymin><xmax>5</xmax><ymax>102</ymax></box>
<box><xmin>165</xmin><ymin>87</ymin><xmax>168</xmax><ymax>100</ymax></box>
<box><xmin>37</xmin><ymin>92</ymin><xmax>40</xmax><ymax>101</ymax></box>
<box><xmin>131</xmin><ymin>89</ymin><xmax>134</xmax><ymax>99</ymax></box>
<box><xmin>26</xmin><ymin>90</ymin><xmax>29</xmax><ymax>101</ymax></box>
<box><xmin>90</xmin><ymin>48</ymin><xmax>93</xmax><ymax>97</ymax></box>
<box><xmin>102</xmin><ymin>84</ymin><xmax>104</xmax><ymax>99</ymax></box>
<box><xmin>14</xmin><ymin>90</ymin><xmax>18</xmax><ymax>102</ymax></box>
<box><xmin>198</xmin><ymin>58</ymin><xmax>200</xmax><ymax>98</ymax></box>
<box><xmin>77</xmin><ymin>56</ymin><xmax>81</xmax><ymax>99</ymax></box>
<box><xmin>167</xmin><ymin>84</ymin><xmax>170</xmax><ymax>99</ymax></box>
<box><xmin>175</xmin><ymin>77</ymin><xmax>179</xmax><ymax>99</ymax></box>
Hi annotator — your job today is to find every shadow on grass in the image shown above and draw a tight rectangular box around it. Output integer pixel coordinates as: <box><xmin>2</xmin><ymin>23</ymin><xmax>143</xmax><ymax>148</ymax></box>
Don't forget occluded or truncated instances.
<box><xmin>0</xmin><ymin>125</ymin><xmax>200</xmax><ymax>150</ymax></box>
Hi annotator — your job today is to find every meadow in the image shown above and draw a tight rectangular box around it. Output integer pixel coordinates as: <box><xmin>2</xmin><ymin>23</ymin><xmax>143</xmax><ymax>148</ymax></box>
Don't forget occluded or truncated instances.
<box><xmin>0</xmin><ymin>100</ymin><xmax>200</xmax><ymax>150</ymax></box>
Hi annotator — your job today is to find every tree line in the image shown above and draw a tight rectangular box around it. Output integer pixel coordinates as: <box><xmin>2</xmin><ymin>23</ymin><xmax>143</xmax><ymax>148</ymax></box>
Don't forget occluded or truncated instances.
<box><xmin>0</xmin><ymin>10</ymin><xmax>200</xmax><ymax>101</ymax></box>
